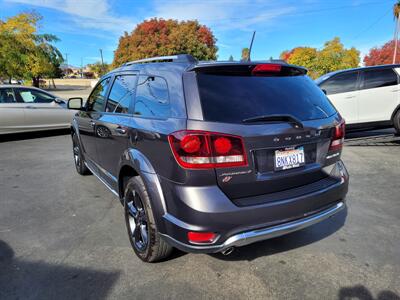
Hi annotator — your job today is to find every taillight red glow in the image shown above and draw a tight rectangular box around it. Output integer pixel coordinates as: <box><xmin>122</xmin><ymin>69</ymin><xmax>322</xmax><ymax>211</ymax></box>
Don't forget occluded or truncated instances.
<box><xmin>214</xmin><ymin>137</ymin><xmax>232</xmax><ymax>154</ymax></box>
<box><xmin>168</xmin><ymin>130</ymin><xmax>248</xmax><ymax>169</ymax></box>
<box><xmin>330</xmin><ymin>120</ymin><xmax>346</xmax><ymax>151</ymax></box>
<box><xmin>180</xmin><ymin>135</ymin><xmax>201</xmax><ymax>153</ymax></box>
<box><xmin>188</xmin><ymin>231</ymin><xmax>217</xmax><ymax>244</ymax></box>
<box><xmin>252</xmin><ymin>64</ymin><xmax>282</xmax><ymax>75</ymax></box>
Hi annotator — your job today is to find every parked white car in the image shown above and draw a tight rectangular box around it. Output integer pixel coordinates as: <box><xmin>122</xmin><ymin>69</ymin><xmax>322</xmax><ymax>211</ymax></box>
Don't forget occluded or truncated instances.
<box><xmin>315</xmin><ymin>65</ymin><xmax>400</xmax><ymax>134</ymax></box>
<box><xmin>0</xmin><ymin>85</ymin><xmax>76</xmax><ymax>134</ymax></box>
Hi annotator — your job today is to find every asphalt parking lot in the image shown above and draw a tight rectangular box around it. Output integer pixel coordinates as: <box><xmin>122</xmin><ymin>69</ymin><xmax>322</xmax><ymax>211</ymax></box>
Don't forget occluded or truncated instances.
<box><xmin>0</xmin><ymin>129</ymin><xmax>399</xmax><ymax>299</ymax></box>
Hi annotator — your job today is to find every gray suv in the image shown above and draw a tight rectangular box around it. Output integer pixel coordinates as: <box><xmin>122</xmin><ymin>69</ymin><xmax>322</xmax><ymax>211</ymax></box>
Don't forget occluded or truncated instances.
<box><xmin>68</xmin><ymin>55</ymin><xmax>349</xmax><ymax>262</ymax></box>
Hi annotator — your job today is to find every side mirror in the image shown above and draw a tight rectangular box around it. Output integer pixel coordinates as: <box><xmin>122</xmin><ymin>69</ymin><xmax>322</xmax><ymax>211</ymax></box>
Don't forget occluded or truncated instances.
<box><xmin>68</xmin><ymin>97</ymin><xmax>83</xmax><ymax>110</ymax></box>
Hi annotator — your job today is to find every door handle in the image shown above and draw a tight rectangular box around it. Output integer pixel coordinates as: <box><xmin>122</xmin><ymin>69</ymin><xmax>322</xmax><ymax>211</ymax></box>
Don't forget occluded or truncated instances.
<box><xmin>115</xmin><ymin>127</ymin><xmax>127</xmax><ymax>134</ymax></box>
<box><xmin>89</xmin><ymin>120</ymin><xmax>96</xmax><ymax>127</ymax></box>
<box><xmin>345</xmin><ymin>96</ymin><xmax>355</xmax><ymax>99</ymax></box>
<box><xmin>25</xmin><ymin>105</ymin><xmax>37</xmax><ymax>109</ymax></box>
<box><xmin>392</xmin><ymin>89</ymin><xmax>399</xmax><ymax>92</ymax></box>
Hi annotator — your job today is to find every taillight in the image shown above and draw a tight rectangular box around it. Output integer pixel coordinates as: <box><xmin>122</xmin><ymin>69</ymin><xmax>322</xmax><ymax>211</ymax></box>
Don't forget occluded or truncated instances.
<box><xmin>252</xmin><ymin>64</ymin><xmax>282</xmax><ymax>75</ymax></box>
<box><xmin>188</xmin><ymin>231</ymin><xmax>217</xmax><ymax>244</ymax></box>
<box><xmin>329</xmin><ymin>121</ymin><xmax>345</xmax><ymax>151</ymax></box>
<box><xmin>168</xmin><ymin>130</ymin><xmax>248</xmax><ymax>169</ymax></box>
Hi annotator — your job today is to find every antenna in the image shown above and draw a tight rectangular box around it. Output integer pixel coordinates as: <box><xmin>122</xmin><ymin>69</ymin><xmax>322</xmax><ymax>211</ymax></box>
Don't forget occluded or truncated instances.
<box><xmin>248</xmin><ymin>31</ymin><xmax>256</xmax><ymax>62</ymax></box>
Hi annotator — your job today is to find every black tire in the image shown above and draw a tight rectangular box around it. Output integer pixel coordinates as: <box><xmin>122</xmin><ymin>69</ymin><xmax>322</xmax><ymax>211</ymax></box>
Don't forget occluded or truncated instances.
<box><xmin>124</xmin><ymin>176</ymin><xmax>173</xmax><ymax>262</ymax></box>
<box><xmin>394</xmin><ymin>110</ymin><xmax>400</xmax><ymax>135</ymax></box>
<box><xmin>72</xmin><ymin>133</ymin><xmax>91</xmax><ymax>175</ymax></box>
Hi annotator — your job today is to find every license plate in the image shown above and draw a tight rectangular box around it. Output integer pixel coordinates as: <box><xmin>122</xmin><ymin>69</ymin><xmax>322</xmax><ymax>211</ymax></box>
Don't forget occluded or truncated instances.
<box><xmin>274</xmin><ymin>147</ymin><xmax>305</xmax><ymax>171</ymax></box>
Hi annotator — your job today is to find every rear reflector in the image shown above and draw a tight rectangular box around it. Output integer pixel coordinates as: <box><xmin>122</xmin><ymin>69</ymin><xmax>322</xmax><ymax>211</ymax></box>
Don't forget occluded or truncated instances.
<box><xmin>188</xmin><ymin>231</ymin><xmax>217</xmax><ymax>244</ymax></box>
<box><xmin>252</xmin><ymin>64</ymin><xmax>282</xmax><ymax>75</ymax></box>
<box><xmin>168</xmin><ymin>130</ymin><xmax>248</xmax><ymax>169</ymax></box>
<box><xmin>329</xmin><ymin>120</ymin><xmax>345</xmax><ymax>151</ymax></box>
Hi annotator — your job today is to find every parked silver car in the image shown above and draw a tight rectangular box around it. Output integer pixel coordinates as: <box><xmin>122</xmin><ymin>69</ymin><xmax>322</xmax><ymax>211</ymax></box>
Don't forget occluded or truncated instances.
<box><xmin>0</xmin><ymin>85</ymin><xmax>76</xmax><ymax>134</ymax></box>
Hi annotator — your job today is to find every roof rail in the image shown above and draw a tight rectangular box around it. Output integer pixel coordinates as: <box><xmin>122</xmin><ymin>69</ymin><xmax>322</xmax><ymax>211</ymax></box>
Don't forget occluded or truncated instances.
<box><xmin>123</xmin><ymin>54</ymin><xmax>197</xmax><ymax>66</ymax></box>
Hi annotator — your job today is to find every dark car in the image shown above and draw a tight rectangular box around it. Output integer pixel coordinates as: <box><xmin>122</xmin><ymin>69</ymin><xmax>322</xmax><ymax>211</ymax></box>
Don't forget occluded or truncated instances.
<box><xmin>68</xmin><ymin>54</ymin><xmax>349</xmax><ymax>262</ymax></box>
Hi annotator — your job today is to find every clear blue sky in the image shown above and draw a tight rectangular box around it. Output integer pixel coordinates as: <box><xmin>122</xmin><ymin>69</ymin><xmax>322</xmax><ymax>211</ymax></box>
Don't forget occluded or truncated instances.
<box><xmin>0</xmin><ymin>0</ymin><xmax>395</xmax><ymax>66</ymax></box>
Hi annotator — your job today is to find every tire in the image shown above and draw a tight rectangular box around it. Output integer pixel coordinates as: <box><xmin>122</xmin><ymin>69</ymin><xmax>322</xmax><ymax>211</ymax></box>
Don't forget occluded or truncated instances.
<box><xmin>124</xmin><ymin>176</ymin><xmax>173</xmax><ymax>262</ymax></box>
<box><xmin>394</xmin><ymin>110</ymin><xmax>400</xmax><ymax>135</ymax></box>
<box><xmin>72</xmin><ymin>133</ymin><xmax>91</xmax><ymax>175</ymax></box>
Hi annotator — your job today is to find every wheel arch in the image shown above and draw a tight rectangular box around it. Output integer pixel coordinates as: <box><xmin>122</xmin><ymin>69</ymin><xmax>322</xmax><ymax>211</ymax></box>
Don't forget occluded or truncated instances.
<box><xmin>118</xmin><ymin>148</ymin><xmax>168</xmax><ymax>233</ymax></box>
<box><xmin>391</xmin><ymin>104</ymin><xmax>400</xmax><ymax>122</ymax></box>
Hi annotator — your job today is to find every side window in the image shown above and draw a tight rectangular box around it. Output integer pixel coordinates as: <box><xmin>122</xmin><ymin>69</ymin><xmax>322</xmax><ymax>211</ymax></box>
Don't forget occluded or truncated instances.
<box><xmin>86</xmin><ymin>78</ymin><xmax>111</xmax><ymax>112</ymax></box>
<box><xmin>320</xmin><ymin>72</ymin><xmax>359</xmax><ymax>95</ymax></box>
<box><xmin>134</xmin><ymin>75</ymin><xmax>170</xmax><ymax>118</ymax></box>
<box><xmin>106</xmin><ymin>75</ymin><xmax>136</xmax><ymax>114</ymax></box>
<box><xmin>362</xmin><ymin>69</ymin><xmax>398</xmax><ymax>90</ymax></box>
<box><xmin>0</xmin><ymin>88</ymin><xmax>16</xmax><ymax>103</ymax></box>
<box><xmin>17</xmin><ymin>89</ymin><xmax>54</xmax><ymax>103</ymax></box>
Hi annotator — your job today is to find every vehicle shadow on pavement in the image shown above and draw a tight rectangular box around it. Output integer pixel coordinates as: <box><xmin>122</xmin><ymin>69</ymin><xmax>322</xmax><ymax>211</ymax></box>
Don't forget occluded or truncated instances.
<box><xmin>345</xmin><ymin>129</ymin><xmax>400</xmax><ymax>147</ymax></box>
<box><xmin>338</xmin><ymin>284</ymin><xmax>400</xmax><ymax>300</ymax></box>
<box><xmin>0</xmin><ymin>129</ymin><xmax>70</xmax><ymax>143</ymax></box>
<box><xmin>0</xmin><ymin>240</ymin><xmax>120</xmax><ymax>300</ymax></box>
<box><xmin>211</xmin><ymin>206</ymin><xmax>347</xmax><ymax>262</ymax></box>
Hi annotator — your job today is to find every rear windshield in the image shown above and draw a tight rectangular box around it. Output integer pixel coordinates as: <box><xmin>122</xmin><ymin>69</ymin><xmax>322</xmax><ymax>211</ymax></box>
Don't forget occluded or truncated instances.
<box><xmin>197</xmin><ymin>74</ymin><xmax>337</xmax><ymax>123</ymax></box>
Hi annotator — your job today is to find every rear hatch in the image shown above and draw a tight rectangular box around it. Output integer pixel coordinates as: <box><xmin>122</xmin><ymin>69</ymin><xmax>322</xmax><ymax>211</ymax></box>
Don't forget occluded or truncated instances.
<box><xmin>191</xmin><ymin>63</ymin><xmax>343</xmax><ymax>205</ymax></box>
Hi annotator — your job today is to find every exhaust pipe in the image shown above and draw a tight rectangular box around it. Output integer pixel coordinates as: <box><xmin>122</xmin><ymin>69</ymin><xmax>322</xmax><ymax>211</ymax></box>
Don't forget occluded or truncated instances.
<box><xmin>221</xmin><ymin>247</ymin><xmax>235</xmax><ymax>256</ymax></box>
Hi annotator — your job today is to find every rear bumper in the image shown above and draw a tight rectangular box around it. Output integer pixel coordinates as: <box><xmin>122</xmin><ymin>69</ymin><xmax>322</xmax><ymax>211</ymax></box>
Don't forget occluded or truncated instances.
<box><xmin>157</xmin><ymin>160</ymin><xmax>349</xmax><ymax>253</ymax></box>
<box><xmin>161</xmin><ymin>201</ymin><xmax>345</xmax><ymax>253</ymax></box>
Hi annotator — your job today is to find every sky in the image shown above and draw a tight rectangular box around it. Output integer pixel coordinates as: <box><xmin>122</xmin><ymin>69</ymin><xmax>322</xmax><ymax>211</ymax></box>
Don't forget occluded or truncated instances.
<box><xmin>0</xmin><ymin>0</ymin><xmax>396</xmax><ymax>67</ymax></box>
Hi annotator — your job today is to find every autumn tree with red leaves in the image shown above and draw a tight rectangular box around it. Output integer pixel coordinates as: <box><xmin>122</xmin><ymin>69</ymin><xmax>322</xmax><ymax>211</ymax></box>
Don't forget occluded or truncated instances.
<box><xmin>113</xmin><ymin>18</ymin><xmax>217</xmax><ymax>66</ymax></box>
<box><xmin>364</xmin><ymin>40</ymin><xmax>400</xmax><ymax>66</ymax></box>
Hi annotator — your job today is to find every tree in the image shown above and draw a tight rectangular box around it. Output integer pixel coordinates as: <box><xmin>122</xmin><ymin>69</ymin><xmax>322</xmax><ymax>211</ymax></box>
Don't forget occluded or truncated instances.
<box><xmin>279</xmin><ymin>37</ymin><xmax>360</xmax><ymax>79</ymax></box>
<box><xmin>113</xmin><ymin>18</ymin><xmax>217</xmax><ymax>66</ymax></box>
<box><xmin>364</xmin><ymin>40</ymin><xmax>400</xmax><ymax>66</ymax></box>
<box><xmin>228</xmin><ymin>55</ymin><xmax>234</xmax><ymax>61</ymax></box>
<box><xmin>316</xmin><ymin>37</ymin><xmax>359</xmax><ymax>76</ymax></box>
<box><xmin>241</xmin><ymin>48</ymin><xmax>249</xmax><ymax>61</ymax></box>
<box><xmin>88</xmin><ymin>61</ymin><xmax>111</xmax><ymax>78</ymax></box>
<box><xmin>282</xmin><ymin>47</ymin><xmax>318</xmax><ymax>78</ymax></box>
<box><xmin>393</xmin><ymin>1</ymin><xmax>400</xmax><ymax>63</ymax></box>
<box><xmin>0</xmin><ymin>13</ymin><xmax>63</xmax><ymax>86</ymax></box>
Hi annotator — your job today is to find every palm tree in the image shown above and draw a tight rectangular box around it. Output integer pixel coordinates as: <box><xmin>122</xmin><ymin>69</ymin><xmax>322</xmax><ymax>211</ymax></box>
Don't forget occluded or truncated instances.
<box><xmin>393</xmin><ymin>1</ymin><xmax>400</xmax><ymax>63</ymax></box>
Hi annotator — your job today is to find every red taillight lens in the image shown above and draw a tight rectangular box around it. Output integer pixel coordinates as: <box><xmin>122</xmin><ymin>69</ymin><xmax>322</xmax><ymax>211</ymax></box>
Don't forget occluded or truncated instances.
<box><xmin>252</xmin><ymin>64</ymin><xmax>282</xmax><ymax>75</ymax></box>
<box><xmin>180</xmin><ymin>135</ymin><xmax>201</xmax><ymax>153</ymax></box>
<box><xmin>168</xmin><ymin>130</ymin><xmax>248</xmax><ymax>169</ymax></box>
<box><xmin>330</xmin><ymin>121</ymin><xmax>346</xmax><ymax>151</ymax></box>
<box><xmin>213</xmin><ymin>137</ymin><xmax>232</xmax><ymax>154</ymax></box>
<box><xmin>188</xmin><ymin>231</ymin><xmax>217</xmax><ymax>244</ymax></box>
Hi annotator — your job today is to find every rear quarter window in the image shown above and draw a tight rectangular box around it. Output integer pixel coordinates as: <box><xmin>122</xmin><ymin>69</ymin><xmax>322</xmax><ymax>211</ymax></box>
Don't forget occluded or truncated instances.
<box><xmin>362</xmin><ymin>68</ymin><xmax>398</xmax><ymax>90</ymax></box>
<box><xmin>197</xmin><ymin>74</ymin><xmax>337</xmax><ymax>123</ymax></box>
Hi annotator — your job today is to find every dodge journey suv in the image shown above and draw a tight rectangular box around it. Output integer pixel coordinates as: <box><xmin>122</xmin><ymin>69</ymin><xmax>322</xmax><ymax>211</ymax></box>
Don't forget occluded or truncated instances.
<box><xmin>68</xmin><ymin>54</ymin><xmax>349</xmax><ymax>262</ymax></box>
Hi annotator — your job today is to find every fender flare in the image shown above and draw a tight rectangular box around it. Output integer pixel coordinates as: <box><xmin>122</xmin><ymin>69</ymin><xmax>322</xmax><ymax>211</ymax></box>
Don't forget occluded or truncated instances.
<box><xmin>118</xmin><ymin>148</ymin><xmax>168</xmax><ymax>233</ymax></box>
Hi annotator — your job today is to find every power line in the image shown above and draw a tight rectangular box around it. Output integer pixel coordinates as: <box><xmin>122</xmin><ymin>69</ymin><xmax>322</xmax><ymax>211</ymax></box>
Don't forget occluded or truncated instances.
<box><xmin>353</xmin><ymin>7</ymin><xmax>392</xmax><ymax>40</ymax></box>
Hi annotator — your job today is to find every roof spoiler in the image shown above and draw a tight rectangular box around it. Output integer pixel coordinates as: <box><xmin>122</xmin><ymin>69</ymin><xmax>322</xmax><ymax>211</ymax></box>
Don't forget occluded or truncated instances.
<box><xmin>188</xmin><ymin>62</ymin><xmax>307</xmax><ymax>76</ymax></box>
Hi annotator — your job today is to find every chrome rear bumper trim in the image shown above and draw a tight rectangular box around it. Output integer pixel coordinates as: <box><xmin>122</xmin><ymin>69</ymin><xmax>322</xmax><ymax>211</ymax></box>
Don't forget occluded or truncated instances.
<box><xmin>160</xmin><ymin>201</ymin><xmax>345</xmax><ymax>253</ymax></box>
<box><xmin>222</xmin><ymin>201</ymin><xmax>345</xmax><ymax>249</ymax></box>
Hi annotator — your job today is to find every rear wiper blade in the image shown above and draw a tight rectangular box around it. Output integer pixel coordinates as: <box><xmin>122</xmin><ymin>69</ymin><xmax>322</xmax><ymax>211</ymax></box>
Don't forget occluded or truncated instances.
<box><xmin>242</xmin><ymin>114</ymin><xmax>304</xmax><ymax>128</ymax></box>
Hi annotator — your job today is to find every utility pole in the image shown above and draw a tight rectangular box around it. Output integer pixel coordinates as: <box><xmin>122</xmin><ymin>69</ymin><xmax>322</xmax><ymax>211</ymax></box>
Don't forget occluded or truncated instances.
<box><xmin>65</xmin><ymin>53</ymin><xmax>69</xmax><ymax>78</ymax></box>
<box><xmin>99</xmin><ymin>49</ymin><xmax>105</xmax><ymax>74</ymax></box>
<box><xmin>81</xmin><ymin>57</ymin><xmax>83</xmax><ymax>78</ymax></box>
<box><xmin>99</xmin><ymin>49</ymin><xmax>104</xmax><ymax>65</ymax></box>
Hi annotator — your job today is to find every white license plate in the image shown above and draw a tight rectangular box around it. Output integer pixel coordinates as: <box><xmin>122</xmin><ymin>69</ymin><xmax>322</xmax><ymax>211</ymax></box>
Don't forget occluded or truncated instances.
<box><xmin>274</xmin><ymin>147</ymin><xmax>305</xmax><ymax>171</ymax></box>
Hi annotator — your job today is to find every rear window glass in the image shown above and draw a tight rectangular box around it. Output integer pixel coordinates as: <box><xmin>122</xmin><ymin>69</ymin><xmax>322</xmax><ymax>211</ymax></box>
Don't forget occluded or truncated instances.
<box><xmin>197</xmin><ymin>74</ymin><xmax>337</xmax><ymax>123</ymax></box>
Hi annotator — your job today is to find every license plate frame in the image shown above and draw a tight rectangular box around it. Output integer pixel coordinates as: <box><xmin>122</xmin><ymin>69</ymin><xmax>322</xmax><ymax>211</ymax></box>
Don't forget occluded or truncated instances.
<box><xmin>274</xmin><ymin>146</ymin><xmax>305</xmax><ymax>171</ymax></box>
